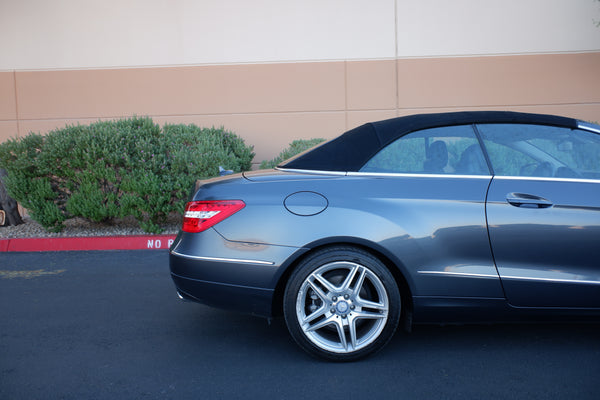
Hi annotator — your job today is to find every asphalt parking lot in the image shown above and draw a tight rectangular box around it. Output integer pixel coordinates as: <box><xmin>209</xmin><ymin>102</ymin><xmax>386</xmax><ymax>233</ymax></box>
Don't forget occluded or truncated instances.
<box><xmin>1</xmin><ymin>250</ymin><xmax>598</xmax><ymax>400</ymax></box>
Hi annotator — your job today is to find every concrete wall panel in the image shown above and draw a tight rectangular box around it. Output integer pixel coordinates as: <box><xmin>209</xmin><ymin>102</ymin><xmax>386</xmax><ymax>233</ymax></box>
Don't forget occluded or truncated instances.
<box><xmin>16</xmin><ymin>62</ymin><xmax>346</xmax><ymax>120</ymax></box>
<box><xmin>0</xmin><ymin>72</ymin><xmax>17</xmax><ymax>120</ymax></box>
<box><xmin>0</xmin><ymin>121</ymin><xmax>19</xmax><ymax>143</ymax></box>
<box><xmin>346</xmin><ymin>60</ymin><xmax>397</xmax><ymax>111</ymax></box>
<box><xmin>397</xmin><ymin>53</ymin><xmax>600</xmax><ymax>109</ymax></box>
<box><xmin>397</xmin><ymin>0</ymin><xmax>600</xmax><ymax>57</ymax></box>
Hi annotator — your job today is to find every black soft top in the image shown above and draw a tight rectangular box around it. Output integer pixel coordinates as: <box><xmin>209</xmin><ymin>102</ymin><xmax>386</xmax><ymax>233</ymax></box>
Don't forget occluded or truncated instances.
<box><xmin>279</xmin><ymin>111</ymin><xmax>579</xmax><ymax>172</ymax></box>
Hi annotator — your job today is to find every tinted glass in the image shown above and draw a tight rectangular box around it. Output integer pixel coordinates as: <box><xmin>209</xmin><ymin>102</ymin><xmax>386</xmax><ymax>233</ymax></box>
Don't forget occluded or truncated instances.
<box><xmin>360</xmin><ymin>125</ymin><xmax>489</xmax><ymax>175</ymax></box>
<box><xmin>477</xmin><ymin>124</ymin><xmax>600</xmax><ymax>179</ymax></box>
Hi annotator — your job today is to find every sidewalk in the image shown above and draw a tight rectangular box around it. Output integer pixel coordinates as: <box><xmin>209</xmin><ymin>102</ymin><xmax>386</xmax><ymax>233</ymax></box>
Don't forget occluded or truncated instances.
<box><xmin>0</xmin><ymin>234</ymin><xmax>177</xmax><ymax>252</ymax></box>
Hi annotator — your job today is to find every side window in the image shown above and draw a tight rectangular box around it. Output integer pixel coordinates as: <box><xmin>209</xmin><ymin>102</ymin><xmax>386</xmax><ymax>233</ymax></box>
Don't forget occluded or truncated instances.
<box><xmin>360</xmin><ymin>125</ymin><xmax>489</xmax><ymax>175</ymax></box>
<box><xmin>477</xmin><ymin>124</ymin><xmax>600</xmax><ymax>179</ymax></box>
<box><xmin>479</xmin><ymin>141</ymin><xmax>536</xmax><ymax>176</ymax></box>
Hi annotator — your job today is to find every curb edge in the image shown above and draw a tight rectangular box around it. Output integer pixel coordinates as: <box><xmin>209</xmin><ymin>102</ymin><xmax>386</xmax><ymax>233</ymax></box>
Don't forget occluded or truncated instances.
<box><xmin>0</xmin><ymin>235</ymin><xmax>177</xmax><ymax>252</ymax></box>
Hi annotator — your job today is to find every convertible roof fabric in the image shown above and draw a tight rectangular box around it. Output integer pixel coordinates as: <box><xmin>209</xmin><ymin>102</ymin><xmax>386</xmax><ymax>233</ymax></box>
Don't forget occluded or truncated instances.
<box><xmin>279</xmin><ymin>111</ymin><xmax>579</xmax><ymax>172</ymax></box>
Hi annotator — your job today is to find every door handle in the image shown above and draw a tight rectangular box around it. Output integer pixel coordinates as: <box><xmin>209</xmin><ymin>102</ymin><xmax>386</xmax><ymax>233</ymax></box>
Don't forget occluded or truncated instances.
<box><xmin>506</xmin><ymin>193</ymin><xmax>553</xmax><ymax>208</ymax></box>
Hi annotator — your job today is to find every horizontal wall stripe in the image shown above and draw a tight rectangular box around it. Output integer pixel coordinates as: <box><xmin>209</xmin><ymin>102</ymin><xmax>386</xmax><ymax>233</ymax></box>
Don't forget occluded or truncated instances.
<box><xmin>1</xmin><ymin>53</ymin><xmax>599</xmax><ymax>163</ymax></box>
<box><xmin>13</xmin><ymin>63</ymin><xmax>347</xmax><ymax>120</ymax></box>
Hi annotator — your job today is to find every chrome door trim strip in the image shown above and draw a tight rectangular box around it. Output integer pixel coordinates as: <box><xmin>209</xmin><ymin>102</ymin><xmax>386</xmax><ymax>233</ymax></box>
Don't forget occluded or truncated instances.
<box><xmin>501</xmin><ymin>275</ymin><xmax>600</xmax><ymax>285</ymax></box>
<box><xmin>418</xmin><ymin>271</ymin><xmax>499</xmax><ymax>279</ymax></box>
<box><xmin>171</xmin><ymin>250</ymin><xmax>274</xmax><ymax>265</ymax></box>
<box><xmin>493</xmin><ymin>175</ymin><xmax>599</xmax><ymax>184</ymax></box>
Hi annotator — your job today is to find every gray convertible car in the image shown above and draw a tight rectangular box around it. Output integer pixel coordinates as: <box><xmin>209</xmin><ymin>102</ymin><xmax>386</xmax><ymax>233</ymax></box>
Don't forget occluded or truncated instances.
<box><xmin>169</xmin><ymin>111</ymin><xmax>600</xmax><ymax>361</ymax></box>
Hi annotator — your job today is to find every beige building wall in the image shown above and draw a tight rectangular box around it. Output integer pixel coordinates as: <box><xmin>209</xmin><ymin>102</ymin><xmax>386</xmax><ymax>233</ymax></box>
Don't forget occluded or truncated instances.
<box><xmin>1</xmin><ymin>0</ymin><xmax>599</xmax><ymax>164</ymax></box>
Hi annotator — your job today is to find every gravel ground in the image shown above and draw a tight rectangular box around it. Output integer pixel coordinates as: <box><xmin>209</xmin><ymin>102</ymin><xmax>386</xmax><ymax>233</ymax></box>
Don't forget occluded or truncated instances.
<box><xmin>0</xmin><ymin>215</ymin><xmax>181</xmax><ymax>238</ymax></box>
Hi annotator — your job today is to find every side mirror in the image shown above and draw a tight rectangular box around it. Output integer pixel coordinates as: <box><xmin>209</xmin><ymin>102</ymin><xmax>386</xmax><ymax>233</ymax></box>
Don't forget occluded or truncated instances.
<box><xmin>219</xmin><ymin>166</ymin><xmax>234</xmax><ymax>176</ymax></box>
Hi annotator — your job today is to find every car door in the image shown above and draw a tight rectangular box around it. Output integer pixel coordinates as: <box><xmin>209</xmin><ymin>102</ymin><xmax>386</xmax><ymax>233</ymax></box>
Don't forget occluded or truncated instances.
<box><xmin>358</xmin><ymin>124</ymin><xmax>504</xmax><ymax>301</ymax></box>
<box><xmin>478</xmin><ymin>123</ymin><xmax>600</xmax><ymax>308</ymax></box>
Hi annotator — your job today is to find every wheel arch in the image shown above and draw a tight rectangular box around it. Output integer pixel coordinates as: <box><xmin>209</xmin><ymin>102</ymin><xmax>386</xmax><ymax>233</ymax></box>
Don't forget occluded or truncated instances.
<box><xmin>271</xmin><ymin>237</ymin><xmax>414</xmax><ymax>328</ymax></box>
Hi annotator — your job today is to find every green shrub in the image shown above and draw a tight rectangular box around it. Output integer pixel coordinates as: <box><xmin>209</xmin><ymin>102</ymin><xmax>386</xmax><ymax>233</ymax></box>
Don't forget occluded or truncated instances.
<box><xmin>260</xmin><ymin>138</ymin><xmax>326</xmax><ymax>169</ymax></box>
<box><xmin>0</xmin><ymin>117</ymin><xmax>254</xmax><ymax>233</ymax></box>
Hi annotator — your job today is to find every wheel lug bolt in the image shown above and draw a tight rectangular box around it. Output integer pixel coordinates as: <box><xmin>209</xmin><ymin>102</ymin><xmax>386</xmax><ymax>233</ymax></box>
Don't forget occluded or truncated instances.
<box><xmin>332</xmin><ymin>296</ymin><xmax>337</xmax><ymax>302</ymax></box>
<box><xmin>330</xmin><ymin>308</ymin><xmax>336</xmax><ymax>314</ymax></box>
<box><xmin>350</xmin><ymin>305</ymin><xmax>355</xmax><ymax>310</ymax></box>
<box><xmin>341</xmin><ymin>314</ymin><xmax>347</xmax><ymax>319</ymax></box>
<box><xmin>344</xmin><ymin>294</ymin><xmax>349</xmax><ymax>300</ymax></box>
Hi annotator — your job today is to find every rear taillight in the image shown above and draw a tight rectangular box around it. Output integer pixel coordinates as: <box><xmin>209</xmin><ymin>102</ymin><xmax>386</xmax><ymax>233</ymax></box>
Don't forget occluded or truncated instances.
<box><xmin>182</xmin><ymin>200</ymin><xmax>245</xmax><ymax>233</ymax></box>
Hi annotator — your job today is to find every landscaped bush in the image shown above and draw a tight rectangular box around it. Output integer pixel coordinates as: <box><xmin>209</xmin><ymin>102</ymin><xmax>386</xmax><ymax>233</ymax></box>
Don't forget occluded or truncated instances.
<box><xmin>260</xmin><ymin>138</ymin><xmax>326</xmax><ymax>169</ymax></box>
<box><xmin>0</xmin><ymin>117</ymin><xmax>254</xmax><ymax>233</ymax></box>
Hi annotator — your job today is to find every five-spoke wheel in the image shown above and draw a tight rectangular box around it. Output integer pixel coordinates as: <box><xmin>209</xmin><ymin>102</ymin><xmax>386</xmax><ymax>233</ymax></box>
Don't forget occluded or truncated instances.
<box><xmin>283</xmin><ymin>246</ymin><xmax>401</xmax><ymax>361</ymax></box>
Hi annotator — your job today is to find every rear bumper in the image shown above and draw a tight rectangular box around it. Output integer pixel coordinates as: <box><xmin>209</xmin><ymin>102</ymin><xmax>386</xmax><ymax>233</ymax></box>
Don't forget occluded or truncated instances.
<box><xmin>170</xmin><ymin>271</ymin><xmax>275</xmax><ymax>317</ymax></box>
<box><xmin>169</xmin><ymin>228</ymin><xmax>303</xmax><ymax>317</ymax></box>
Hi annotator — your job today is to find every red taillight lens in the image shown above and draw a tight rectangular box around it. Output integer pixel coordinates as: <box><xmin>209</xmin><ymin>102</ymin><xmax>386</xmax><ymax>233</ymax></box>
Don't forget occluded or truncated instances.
<box><xmin>182</xmin><ymin>200</ymin><xmax>245</xmax><ymax>233</ymax></box>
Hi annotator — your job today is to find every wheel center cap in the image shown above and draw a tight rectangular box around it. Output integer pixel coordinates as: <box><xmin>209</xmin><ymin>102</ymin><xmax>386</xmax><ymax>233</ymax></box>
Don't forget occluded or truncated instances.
<box><xmin>335</xmin><ymin>301</ymin><xmax>349</xmax><ymax>314</ymax></box>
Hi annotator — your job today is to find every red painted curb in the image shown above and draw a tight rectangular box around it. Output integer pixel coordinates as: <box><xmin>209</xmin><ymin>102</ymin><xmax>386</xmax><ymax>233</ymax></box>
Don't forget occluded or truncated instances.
<box><xmin>0</xmin><ymin>235</ymin><xmax>177</xmax><ymax>252</ymax></box>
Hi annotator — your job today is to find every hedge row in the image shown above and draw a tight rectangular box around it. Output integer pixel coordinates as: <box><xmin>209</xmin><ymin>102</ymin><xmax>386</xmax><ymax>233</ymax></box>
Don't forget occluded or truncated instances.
<box><xmin>0</xmin><ymin>117</ymin><xmax>254</xmax><ymax>233</ymax></box>
<box><xmin>259</xmin><ymin>138</ymin><xmax>325</xmax><ymax>169</ymax></box>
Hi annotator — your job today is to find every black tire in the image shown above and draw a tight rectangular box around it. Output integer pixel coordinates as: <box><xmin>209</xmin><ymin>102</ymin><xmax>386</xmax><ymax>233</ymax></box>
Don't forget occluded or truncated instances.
<box><xmin>283</xmin><ymin>246</ymin><xmax>401</xmax><ymax>361</ymax></box>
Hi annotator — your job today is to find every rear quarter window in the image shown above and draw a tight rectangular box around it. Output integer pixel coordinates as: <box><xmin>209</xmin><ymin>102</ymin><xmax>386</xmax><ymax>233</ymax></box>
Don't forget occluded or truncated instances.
<box><xmin>360</xmin><ymin>125</ymin><xmax>488</xmax><ymax>175</ymax></box>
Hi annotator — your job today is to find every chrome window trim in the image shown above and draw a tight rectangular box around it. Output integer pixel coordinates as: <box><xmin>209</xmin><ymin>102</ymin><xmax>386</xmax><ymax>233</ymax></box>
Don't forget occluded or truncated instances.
<box><xmin>577</xmin><ymin>122</ymin><xmax>600</xmax><ymax>134</ymax></box>
<box><xmin>276</xmin><ymin>167</ymin><xmax>347</xmax><ymax>176</ymax></box>
<box><xmin>277</xmin><ymin>169</ymin><xmax>599</xmax><ymax>184</ymax></box>
<box><xmin>493</xmin><ymin>175</ymin><xmax>599</xmax><ymax>184</ymax></box>
<box><xmin>348</xmin><ymin>171</ymin><xmax>493</xmax><ymax>179</ymax></box>
<box><xmin>171</xmin><ymin>250</ymin><xmax>274</xmax><ymax>265</ymax></box>
<box><xmin>418</xmin><ymin>271</ymin><xmax>499</xmax><ymax>279</ymax></box>
<box><xmin>502</xmin><ymin>275</ymin><xmax>600</xmax><ymax>286</ymax></box>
